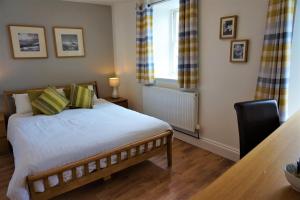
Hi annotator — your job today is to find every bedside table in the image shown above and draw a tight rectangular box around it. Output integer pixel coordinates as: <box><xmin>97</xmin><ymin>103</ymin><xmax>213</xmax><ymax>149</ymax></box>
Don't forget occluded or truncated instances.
<box><xmin>104</xmin><ymin>97</ymin><xmax>128</xmax><ymax>108</ymax></box>
<box><xmin>0</xmin><ymin>113</ymin><xmax>9</xmax><ymax>155</ymax></box>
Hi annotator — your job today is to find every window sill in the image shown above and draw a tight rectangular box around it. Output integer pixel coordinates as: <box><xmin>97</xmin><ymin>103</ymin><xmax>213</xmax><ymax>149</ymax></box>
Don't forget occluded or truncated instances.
<box><xmin>155</xmin><ymin>78</ymin><xmax>179</xmax><ymax>89</ymax></box>
<box><xmin>155</xmin><ymin>78</ymin><xmax>177</xmax><ymax>82</ymax></box>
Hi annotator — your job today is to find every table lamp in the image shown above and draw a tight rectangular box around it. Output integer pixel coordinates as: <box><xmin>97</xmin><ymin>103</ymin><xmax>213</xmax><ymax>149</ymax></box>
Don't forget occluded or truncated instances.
<box><xmin>109</xmin><ymin>77</ymin><xmax>120</xmax><ymax>98</ymax></box>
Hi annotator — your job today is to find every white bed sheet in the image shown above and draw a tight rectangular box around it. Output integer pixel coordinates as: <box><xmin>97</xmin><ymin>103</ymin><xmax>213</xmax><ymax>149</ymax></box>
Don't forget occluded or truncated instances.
<box><xmin>7</xmin><ymin>99</ymin><xmax>171</xmax><ymax>200</ymax></box>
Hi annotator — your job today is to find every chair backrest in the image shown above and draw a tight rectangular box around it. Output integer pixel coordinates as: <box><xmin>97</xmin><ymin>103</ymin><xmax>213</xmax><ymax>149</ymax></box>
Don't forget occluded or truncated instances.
<box><xmin>234</xmin><ymin>99</ymin><xmax>280</xmax><ymax>158</ymax></box>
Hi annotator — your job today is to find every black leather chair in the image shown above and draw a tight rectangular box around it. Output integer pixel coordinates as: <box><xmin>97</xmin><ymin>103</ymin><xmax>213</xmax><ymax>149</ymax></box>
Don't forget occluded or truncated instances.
<box><xmin>234</xmin><ymin>99</ymin><xmax>280</xmax><ymax>158</ymax></box>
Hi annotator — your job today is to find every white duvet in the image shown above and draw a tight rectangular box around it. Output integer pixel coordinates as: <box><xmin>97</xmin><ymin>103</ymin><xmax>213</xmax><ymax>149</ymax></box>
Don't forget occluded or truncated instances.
<box><xmin>7</xmin><ymin>99</ymin><xmax>171</xmax><ymax>200</ymax></box>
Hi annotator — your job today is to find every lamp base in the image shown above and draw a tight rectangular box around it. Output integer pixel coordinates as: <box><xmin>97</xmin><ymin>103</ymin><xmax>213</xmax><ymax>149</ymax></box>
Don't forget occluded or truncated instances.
<box><xmin>112</xmin><ymin>87</ymin><xmax>119</xmax><ymax>99</ymax></box>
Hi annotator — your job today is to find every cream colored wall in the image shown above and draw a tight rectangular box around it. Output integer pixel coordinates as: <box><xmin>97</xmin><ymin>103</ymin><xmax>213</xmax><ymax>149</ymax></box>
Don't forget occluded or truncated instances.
<box><xmin>112</xmin><ymin>0</ymin><xmax>269</xmax><ymax>161</ymax></box>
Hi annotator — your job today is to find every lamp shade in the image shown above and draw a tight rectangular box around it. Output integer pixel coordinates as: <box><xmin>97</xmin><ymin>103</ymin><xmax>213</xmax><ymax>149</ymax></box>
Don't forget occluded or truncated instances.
<box><xmin>109</xmin><ymin>77</ymin><xmax>120</xmax><ymax>87</ymax></box>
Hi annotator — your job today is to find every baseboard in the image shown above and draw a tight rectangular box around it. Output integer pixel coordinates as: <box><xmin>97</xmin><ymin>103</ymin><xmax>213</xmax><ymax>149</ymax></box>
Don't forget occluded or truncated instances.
<box><xmin>174</xmin><ymin>131</ymin><xmax>240</xmax><ymax>162</ymax></box>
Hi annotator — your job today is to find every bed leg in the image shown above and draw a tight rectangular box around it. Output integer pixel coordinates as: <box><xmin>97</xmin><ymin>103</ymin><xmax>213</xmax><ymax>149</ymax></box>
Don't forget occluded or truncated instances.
<box><xmin>27</xmin><ymin>178</ymin><xmax>38</xmax><ymax>200</ymax></box>
<box><xmin>167</xmin><ymin>133</ymin><xmax>173</xmax><ymax>168</ymax></box>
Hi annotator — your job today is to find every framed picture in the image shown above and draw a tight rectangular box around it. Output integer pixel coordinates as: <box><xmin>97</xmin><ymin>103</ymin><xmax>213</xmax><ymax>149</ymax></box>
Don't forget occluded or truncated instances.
<box><xmin>8</xmin><ymin>25</ymin><xmax>48</xmax><ymax>59</ymax></box>
<box><xmin>220</xmin><ymin>15</ymin><xmax>238</xmax><ymax>39</ymax></box>
<box><xmin>53</xmin><ymin>27</ymin><xmax>85</xmax><ymax>58</ymax></box>
<box><xmin>230</xmin><ymin>40</ymin><xmax>249</xmax><ymax>63</ymax></box>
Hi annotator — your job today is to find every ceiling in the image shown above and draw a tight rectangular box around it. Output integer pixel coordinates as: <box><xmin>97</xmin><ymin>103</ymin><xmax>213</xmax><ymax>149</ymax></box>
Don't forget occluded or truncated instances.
<box><xmin>63</xmin><ymin>0</ymin><xmax>133</xmax><ymax>5</ymax></box>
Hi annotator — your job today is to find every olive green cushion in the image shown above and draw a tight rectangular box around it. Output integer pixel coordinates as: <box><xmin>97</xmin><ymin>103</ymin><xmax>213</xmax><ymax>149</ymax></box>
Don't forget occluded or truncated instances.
<box><xmin>28</xmin><ymin>91</ymin><xmax>43</xmax><ymax>115</ymax></box>
<box><xmin>64</xmin><ymin>84</ymin><xmax>95</xmax><ymax>100</ymax></box>
<box><xmin>31</xmin><ymin>87</ymin><xmax>69</xmax><ymax>115</ymax></box>
<box><xmin>69</xmin><ymin>84</ymin><xmax>94</xmax><ymax>108</ymax></box>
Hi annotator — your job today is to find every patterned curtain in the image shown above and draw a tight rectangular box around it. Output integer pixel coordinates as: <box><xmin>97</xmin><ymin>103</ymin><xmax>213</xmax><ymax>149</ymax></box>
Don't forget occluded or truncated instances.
<box><xmin>136</xmin><ymin>4</ymin><xmax>155</xmax><ymax>85</ymax></box>
<box><xmin>255</xmin><ymin>0</ymin><xmax>296</xmax><ymax>121</ymax></box>
<box><xmin>178</xmin><ymin>0</ymin><xmax>199</xmax><ymax>89</ymax></box>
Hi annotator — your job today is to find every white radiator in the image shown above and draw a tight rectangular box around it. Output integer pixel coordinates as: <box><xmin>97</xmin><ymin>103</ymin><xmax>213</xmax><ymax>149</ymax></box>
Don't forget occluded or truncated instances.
<box><xmin>143</xmin><ymin>86</ymin><xmax>199</xmax><ymax>134</ymax></box>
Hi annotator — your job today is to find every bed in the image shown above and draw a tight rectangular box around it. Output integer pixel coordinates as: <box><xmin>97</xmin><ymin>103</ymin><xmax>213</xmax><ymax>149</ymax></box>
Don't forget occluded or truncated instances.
<box><xmin>3</xmin><ymin>81</ymin><xmax>173</xmax><ymax>200</ymax></box>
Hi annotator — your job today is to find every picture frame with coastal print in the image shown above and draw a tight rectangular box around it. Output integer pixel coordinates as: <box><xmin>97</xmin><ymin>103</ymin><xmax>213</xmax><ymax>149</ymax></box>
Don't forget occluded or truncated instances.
<box><xmin>53</xmin><ymin>27</ymin><xmax>85</xmax><ymax>58</ymax></box>
<box><xmin>230</xmin><ymin>40</ymin><xmax>249</xmax><ymax>63</ymax></box>
<box><xmin>220</xmin><ymin>15</ymin><xmax>238</xmax><ymax>39</ymax></box>
<box><xmin>8</xmin><ymin>25</ymin><xmax>48</xmax><ymax>59</ymax></box>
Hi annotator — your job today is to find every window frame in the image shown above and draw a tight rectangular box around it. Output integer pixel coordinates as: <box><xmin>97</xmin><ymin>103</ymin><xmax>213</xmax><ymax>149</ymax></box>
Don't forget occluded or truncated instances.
<box><xmin>168</xmin><ymin>8</ymin><xmax>179</xmax><ymax>80</ymax></box>
<box><xmin>153</xmin><ymin>6</ymin><xmax>179</xmax><ymax>81</ymax></box>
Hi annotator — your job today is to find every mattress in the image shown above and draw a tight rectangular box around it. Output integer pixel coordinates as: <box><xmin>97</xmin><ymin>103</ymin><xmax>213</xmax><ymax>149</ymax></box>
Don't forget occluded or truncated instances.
<box><xmin>6</xmin><ymin>99</ymin><xmax>171</xmax><ymax>200</ymax></box>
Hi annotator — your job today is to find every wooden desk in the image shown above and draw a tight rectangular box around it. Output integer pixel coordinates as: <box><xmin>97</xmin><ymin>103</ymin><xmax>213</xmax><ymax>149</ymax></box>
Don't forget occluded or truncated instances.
<box><xmin>191</xmin><ymin>111</ymin><xmax>300</xmax><ymax>200</ymax></box>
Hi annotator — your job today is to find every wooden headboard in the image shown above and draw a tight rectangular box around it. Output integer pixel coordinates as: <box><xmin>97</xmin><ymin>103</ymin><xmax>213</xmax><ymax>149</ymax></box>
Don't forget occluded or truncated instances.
<box><xmin>3</xmin><ymin>81</ymin><xmax>99</xmax><ymax>121</ymax></box>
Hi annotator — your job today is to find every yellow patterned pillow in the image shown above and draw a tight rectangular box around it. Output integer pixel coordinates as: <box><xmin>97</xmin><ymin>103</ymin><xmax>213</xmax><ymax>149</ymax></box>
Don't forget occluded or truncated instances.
<box><xmin>28</xmin><ymin>91</ymin><xmax>43</xmax><ymax>115</ymax></box>
<box><xmin>31</xmin><ymin>87</ymin><xmax>69</xmax><ymax>115</ymax></box>
<box><xmin>69</xmin><ymin>84</ymin><xmax>94</xmax><ymax>108</ymax></box>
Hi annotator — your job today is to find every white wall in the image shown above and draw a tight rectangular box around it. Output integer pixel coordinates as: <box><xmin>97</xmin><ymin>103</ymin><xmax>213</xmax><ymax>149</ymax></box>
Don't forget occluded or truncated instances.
<box><xmin>195</xmin><ymin>0</ymin><xmax>268</xmax><ymax>160</ymax></box>
<box><xmin>289</xmin><ymin>2</ymin><xmax>300</xmax><ymax>117</ymax></box>
<box><xmin>112</xmin><ymin>1</ymin><xmax>143</xmax><ymax>111</ymax></box>
<box><xmin>112</xmin><ymin>0</ymin><xmax>268</xmax><ymax>161</ymax></box>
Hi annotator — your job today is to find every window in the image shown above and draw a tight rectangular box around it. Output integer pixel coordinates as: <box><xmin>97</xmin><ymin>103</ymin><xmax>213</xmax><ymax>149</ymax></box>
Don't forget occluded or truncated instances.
<box><xmin>153</xmin><ymin>0</ymin><xmax>179</xmax><ymax>80</ymax></box>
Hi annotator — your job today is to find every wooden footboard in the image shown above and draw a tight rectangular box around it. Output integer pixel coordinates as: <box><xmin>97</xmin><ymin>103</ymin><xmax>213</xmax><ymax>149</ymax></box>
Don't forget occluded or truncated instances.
<box><xmin>27</xmin><ymin>130</ymin><xmax>173</xmax><ymax>200</ymax></box>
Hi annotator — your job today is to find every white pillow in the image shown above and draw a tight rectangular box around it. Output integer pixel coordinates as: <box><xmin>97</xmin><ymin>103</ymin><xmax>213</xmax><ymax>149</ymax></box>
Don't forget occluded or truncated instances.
<box><xmin>57</xmin><ymin>88</ymin><xmax>65</xmax><ymax>97</ymax></box>
<box><xmin>13</xmin><ymin>88</ymin><xmax>66</xmax><ymax>114</ymax></box>
<box><xmin>13</xmin><ymin>94</ymin><xmax>32</xmax><ymax>114</ymax></box>
<box><xmin>87</xmin><ymin>85</ymin><xmax>98</xmax><ymax>101</ymax></box>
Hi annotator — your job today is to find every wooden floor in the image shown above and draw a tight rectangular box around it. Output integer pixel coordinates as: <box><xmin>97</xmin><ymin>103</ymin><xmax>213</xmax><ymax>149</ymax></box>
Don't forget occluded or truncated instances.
<box><xmin>0</xmin><ymin>139</ymin><xmax>234</xmax><ymax>200</ymax></box>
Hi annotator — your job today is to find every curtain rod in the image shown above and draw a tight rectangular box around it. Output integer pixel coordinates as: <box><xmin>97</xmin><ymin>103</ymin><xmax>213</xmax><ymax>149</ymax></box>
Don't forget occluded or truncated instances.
<box><xmin>149</xmin><ymin>0</ymin><xmax>172</xmax><ymax>6</ymax></box>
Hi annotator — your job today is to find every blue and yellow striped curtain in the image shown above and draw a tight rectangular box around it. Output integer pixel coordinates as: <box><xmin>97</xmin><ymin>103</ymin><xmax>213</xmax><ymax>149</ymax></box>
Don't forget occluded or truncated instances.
<box><xmin>255</xmin><ymin>0</ymin><xmax>296</xmax><ymax>121</ymax></box>
<box><xmin>136</xmin><ymin>4</ymin><xmax>155</xmax><ymax>84</ymax></box>
<box><xmin>178</xmin><ymin>0</ymin><xmax>199</xmax><ymax>89</ymax></box>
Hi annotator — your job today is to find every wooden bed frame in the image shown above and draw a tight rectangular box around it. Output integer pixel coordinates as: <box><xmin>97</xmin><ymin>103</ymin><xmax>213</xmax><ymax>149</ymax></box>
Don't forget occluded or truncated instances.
<box><xmin>3</xmin><ymin>81</ymin><xmax>173</xmax><ymax>200</ymax></box>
